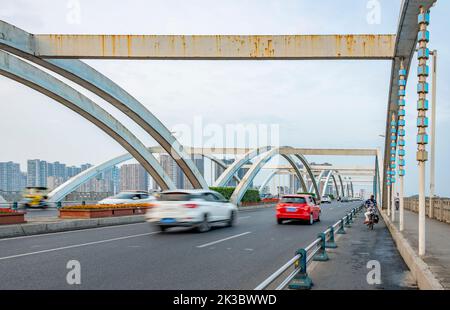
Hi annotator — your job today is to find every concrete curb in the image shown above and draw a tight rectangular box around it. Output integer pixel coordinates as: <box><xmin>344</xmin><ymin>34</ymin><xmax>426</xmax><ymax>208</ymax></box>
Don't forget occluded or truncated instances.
<box><xmin>378</xmin><ymin>209</ymin><xmax>444</xmax><ymax>290</ymax></box>
<box><xmin>0</xmin><ymin>215</ymin><xmax>145</xmax><ymax>239</ymax></box>
<box><xmin>0</xmin><ymin>204</ymin><xmax>273</xmax><ymax>239</ymax></box>
<box><xmin>238</xmin><ymin>204</ymin><xmax>275</xmax><ymax>211</ymax></box>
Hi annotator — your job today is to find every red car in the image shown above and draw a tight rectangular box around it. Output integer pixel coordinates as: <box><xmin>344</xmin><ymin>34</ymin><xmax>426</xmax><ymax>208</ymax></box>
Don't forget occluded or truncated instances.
<box><xmin>276</xmin><ymin>194</ymin><xmax>321</xmax><ymax>225</ymax></box>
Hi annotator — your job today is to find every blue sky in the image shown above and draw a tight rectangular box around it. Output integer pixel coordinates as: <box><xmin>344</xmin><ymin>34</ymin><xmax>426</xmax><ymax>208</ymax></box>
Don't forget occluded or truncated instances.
<box><xmin>0</xmin><ymin>0</ymin><xmax>448</xmax><ymax>196</ymax></box>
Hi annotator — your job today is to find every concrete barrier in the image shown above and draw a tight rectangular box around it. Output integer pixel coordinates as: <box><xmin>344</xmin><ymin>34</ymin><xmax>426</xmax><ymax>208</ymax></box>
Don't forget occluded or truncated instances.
<box><xmin>0</xmin><ymin>215</ymin><xmax>146</xmax><ymax>239</ymax></box>
<box><xmin>378</xmin><ymin>208</ymin><xmax>444</xmax><ymax>290</ymax></box>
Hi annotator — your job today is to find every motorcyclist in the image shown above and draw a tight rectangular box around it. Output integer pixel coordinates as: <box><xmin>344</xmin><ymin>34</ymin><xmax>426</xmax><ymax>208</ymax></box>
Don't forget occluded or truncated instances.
<box><xmin>364</xmin><ymin>195</ymin><xmax>377</xmax><ymax>224</ymax></box>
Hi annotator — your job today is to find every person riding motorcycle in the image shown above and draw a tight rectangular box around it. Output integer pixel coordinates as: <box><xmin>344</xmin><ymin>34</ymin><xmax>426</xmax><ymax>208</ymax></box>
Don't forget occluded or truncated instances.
<box><xmin>364</xmin><ymin>195</ymin><xmax>377</xmax><ymax>224</ymax></box>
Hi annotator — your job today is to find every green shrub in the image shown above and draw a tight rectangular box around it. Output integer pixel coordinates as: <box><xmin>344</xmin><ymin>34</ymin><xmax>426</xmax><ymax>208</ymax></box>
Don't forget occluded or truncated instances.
<box><xmin>209</xmin><ymin>187</ymin><xmax>261</xmax><ymax>203</ymax></box>
<box><xmin>297</xmin><ymin>192</ymin><xmax>316</xmax><ymax>198</ymax></box>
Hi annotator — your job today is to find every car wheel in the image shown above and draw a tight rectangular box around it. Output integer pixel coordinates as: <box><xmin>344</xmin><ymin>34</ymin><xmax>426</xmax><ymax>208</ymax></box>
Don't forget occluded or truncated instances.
<box><xmin>308</xmin><ymin>214</ymin><xmax>314</xmax><ymax>225</ymax></box>
<box><xmin>226</xmin><ymin>210</ymin><xmax>236</xmax><ymax>227</ymax></box>
<box><xmin>277</xmin><ymin>219</ymin><xmax>283</xmax><ymax>225</ymax></box>
<box><xmin>158</xmin><ymin>225</ymin><xmax>167</xmax><ymax>232</ymax></box>
<box><xmin>316</xmin><ymin>212</ymin><xmax>321</xmax><ymax>222</ymax></box>
<box><xmin>197</xmin><ymin>214</ymin><xmax>211</xmax><ymax>233</ymax></box>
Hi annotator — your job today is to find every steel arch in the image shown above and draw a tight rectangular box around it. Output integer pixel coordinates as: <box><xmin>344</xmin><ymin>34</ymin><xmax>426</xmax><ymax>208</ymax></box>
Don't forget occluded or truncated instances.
<box><xmin>0</xmin><ymin>20</ymin><xmax>208</xmax><ymax>190</ymax></box>
<box><xmin>293</xmin><ymin>154</ymin><xmax>321</xmax><ymax>200</ymax></box>
<box><xmin>229</xmin><ymin>148</ymin><xmax>315</xmax><ymax>205</ymax></box>
<box><xmin>0</xmin><ymin>50</ymin><xmax>176</xmax><ymax>192</ymax></box>
<box><xmin>213</xmin><ymin>146</ymin><xmax>271</xmax><ymax>187</ymax></box>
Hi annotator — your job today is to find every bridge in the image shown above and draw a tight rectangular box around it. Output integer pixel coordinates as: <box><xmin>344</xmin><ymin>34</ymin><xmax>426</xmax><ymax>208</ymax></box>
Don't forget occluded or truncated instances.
<box><xmin>0</xmin><ymin>0</ymin><xmax>445</xmax><ymax>292</ymax></box>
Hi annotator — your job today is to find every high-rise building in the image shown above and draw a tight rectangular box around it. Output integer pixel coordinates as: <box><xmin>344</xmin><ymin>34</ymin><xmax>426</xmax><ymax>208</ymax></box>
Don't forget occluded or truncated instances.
<box><xmin>183</xmin><ymin>154</ymin><xmax>204</xmax><ymax>189</ymax></box>
<box><xmin>27</xmin><ymin>159</ymin><xmax>48</xmax><ymax>187</ymax></box>
<box><xmin>0</xmin><ymin>161</ymin><xmax>23</xmax><ymax>191</ymax></box>
<box><xmin>120</xmin><ymin>164</ymin><xmax>148</xmax><ymax>191</ymax></box>
<box><xmin>159</xmin><ymin>154</ymin><xmax>179</xmax><ymax>188</ymax></box>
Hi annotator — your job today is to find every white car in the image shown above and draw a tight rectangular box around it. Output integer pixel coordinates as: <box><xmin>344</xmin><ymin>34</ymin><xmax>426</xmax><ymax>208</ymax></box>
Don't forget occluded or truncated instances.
<box><xmin>321</xmin><ymin>195</ymin><xmax>332</xmax><ymax>203</ymax></box>
<box><xmin>146</xmin><ymin>189</ymin><xmax>238</xmax><ymax>232</ymax></box>
<box><xmin>98</xmin><ymin>191</ymin><xmax>156</xmax><ymax>205</ymax></box>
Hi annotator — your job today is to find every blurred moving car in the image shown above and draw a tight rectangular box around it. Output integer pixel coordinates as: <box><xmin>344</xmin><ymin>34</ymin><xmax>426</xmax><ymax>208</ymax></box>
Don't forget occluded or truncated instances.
<box><xmin>340</xmin><ymin>197</ymin><xmax>350</xmax><ymax>202</ymax></box>
<box><xmin>98</xmin><ymin>191</ymin><xmax>156</xmax><ymax>205</ymax></box>
<box><xmin>146</xmin><ymin>189</ymin><xmax>238</xmax><ymax>232</ymax></box>
<box><xmin>20</xmin><ymin>187</ymin><xmax>49</xmax><ymax>209</ymax></box>
<box><xmin>276</xmin><ymin>194</ymin><xmax>321</xmax><ymax>225</ymax></box>
<box><xmin>321</xmin><ymin>195</ymin><xmax>332</xmax><ymax>203</ymax></box>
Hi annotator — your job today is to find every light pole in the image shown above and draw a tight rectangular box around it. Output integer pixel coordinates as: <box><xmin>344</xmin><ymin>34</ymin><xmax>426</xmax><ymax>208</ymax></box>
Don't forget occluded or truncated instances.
<box><xmin>397</xmin><ymin>60</ymin><xmax>407</xmax><ymax>232</ymax></box>
<box><xmin>416</xmin><ymin>7</ymin><xmax>431</xmax><ymax>256</ymax></box>
<box><xmin>429</xmin><ymin>50</ymin><xmax>437</xmax><ymax>218</ymax></box>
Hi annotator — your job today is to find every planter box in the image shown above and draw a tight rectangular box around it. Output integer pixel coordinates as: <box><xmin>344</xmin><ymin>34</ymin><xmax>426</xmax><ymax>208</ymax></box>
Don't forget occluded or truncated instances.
<box><xmin>59</xmin><ymin>209</ymin><xmax>113</xmax><ymax>219</ymax></box>
<box><xmin>112</xmin><ymin>208</ymin><xmax>134</xmax><ymax>216</ymax></box>
<box><xmin>0</xmin><ymin>212</ymin><xmax>26</xmax><ymax>225</ymax></box>
<box><xmin>133</xmin><ymin>207</ymin><xmax>150</xmax><ymax>215</ymax></box>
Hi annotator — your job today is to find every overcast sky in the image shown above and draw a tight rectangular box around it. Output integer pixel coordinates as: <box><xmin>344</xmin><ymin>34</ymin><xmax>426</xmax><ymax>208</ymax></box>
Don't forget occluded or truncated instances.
<box><xmin>0</xmin><ymin>0</ymin><xmax>448</xmax><ymax>196</ymax></box>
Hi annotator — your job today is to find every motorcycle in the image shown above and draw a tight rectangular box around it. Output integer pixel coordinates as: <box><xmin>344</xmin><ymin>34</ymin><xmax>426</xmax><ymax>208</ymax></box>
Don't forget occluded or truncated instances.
<box><xmin>367</xmin><ymin>212</ymin><xmax>379</xmax><ymax>230</ymax></box>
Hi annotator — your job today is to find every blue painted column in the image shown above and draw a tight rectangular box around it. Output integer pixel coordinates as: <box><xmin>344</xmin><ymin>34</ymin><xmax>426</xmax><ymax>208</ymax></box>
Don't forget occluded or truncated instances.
<box><xmin>398</xmin><ymin>60</ymin><xmax>407</xmax><ymax>231</ymax></box>
<box><xmin>416</xmin><ymin>7</ymin><xmax>430</xmax><ymax>256</ymax></box>
<box><xmin>389</xmin><ymin>112</ymin><xmax>397</xmax><ymax>221</ymax></box>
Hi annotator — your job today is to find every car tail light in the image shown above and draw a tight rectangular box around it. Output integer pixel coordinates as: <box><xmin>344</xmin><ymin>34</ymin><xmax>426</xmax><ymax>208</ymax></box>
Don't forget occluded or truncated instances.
<box><xmin>184</xmin><ymin>203</ymin><xmax>198</xmax><ymax>209</ymax></box>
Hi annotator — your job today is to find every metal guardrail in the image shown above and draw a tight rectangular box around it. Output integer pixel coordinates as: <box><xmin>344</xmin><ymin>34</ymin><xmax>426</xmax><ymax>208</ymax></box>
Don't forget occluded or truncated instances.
<box><xmin>254</xmin><ymin>204</ymin><xmax>364</xmax><ymax>290</ymax></box>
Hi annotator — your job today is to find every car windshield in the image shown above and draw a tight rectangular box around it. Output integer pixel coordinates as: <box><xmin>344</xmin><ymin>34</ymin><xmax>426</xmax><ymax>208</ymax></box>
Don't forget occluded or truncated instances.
<box><xmin>281</xmin><ymin>197</ymin><xmax>306</xmax><ymax>203</ymax></box>
<box><xmin>112</xmin><ymin>193</ymin><xmax>139</xmax><ymax>199</ymax></box>
<box><xmin>159</xmin><ymin>193</ymin><xmax>199</xmax><ymax>201</ymax></box>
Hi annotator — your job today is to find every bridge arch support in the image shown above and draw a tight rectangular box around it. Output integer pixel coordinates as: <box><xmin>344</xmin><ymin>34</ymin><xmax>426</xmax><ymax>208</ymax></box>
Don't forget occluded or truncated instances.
<box><xmin>0</xmin><ymin>20</ymin><xmax>207</xmax><ymax>189</ymax></box>
<box><xmin>230</xmin><ymin>148</ymin><xmax>316</xmax><ymax>205</ymax></box>
<box><xmin>0</xmin><ymin>50</ymin><xmax>176</xmax><ymax>193</ymax></box>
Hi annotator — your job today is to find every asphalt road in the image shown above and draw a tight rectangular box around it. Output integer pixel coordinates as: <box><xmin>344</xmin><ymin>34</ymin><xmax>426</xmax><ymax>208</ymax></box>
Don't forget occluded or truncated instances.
<box><xmin>0</xmin><ymin>201</ymin><xmax>360</xmax><ymax>289</ymax></box>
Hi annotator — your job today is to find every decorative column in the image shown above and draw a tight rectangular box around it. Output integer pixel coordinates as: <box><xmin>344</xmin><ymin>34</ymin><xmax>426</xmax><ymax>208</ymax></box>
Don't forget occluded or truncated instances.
<box><xmin>398</xmin><ymin>61</ymin><xmax>407</xmax><ymax>231</ymax></box>
<box><xmin>389</xmin><ymin>112</ymin><xmax>397</xmax><ymax>222</ymax></box>
<box><xmin>417</xmin><ymin>7</ymin><xmax>430</xmax><ymax>256</ymax></box>
<box><xmin>386</xmin><ymin>167</ymin><xmax>391</xmax><ymax>217</ymax></box>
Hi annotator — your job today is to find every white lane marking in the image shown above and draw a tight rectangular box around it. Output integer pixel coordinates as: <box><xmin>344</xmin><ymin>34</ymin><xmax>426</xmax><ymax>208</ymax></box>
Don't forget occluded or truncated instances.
<box><xmin>0</xmin><ymin>231</ymin><xmax>158</xmax><ymax>261</ymax></box>
<box><xmin>0</xmin><ymin>222</ymin><xmax>149</xmax><ymax>242</ymax></box>
<box><xmin>238</xmin><ymin>216</ymin><xmax>251</xmax><ymax>219</ymax></box>
<box><xmin>196</xmin><ymin>231</ymin><xmax>252</xmax><ymax>248</ymax></box>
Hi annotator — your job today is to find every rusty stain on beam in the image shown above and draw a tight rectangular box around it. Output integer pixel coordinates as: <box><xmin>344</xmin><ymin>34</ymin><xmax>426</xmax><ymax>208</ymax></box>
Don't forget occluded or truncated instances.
<box><xmin>34</xmin><ymin>34</ymin><xmax>395</xmax><ymax>59</ymax></box>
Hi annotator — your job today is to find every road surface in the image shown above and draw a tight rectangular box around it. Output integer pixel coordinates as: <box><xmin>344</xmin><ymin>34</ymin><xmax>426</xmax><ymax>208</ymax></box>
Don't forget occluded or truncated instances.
<box><xmin>0</xmin><ymin>201</ymin><xmax>360</xmax><ymax>289</ymax></box>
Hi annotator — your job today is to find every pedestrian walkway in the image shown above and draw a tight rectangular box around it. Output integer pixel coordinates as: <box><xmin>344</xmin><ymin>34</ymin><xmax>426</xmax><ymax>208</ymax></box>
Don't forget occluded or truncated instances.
<box><xmin>310</xmin><ymin>211</ymin><xmax>416</xmax><ymax>290</ymax></box>
<box><xmin>391</xmin><ymin>209</ymin><xmax>450</xmax><ymax>289</ymax></box>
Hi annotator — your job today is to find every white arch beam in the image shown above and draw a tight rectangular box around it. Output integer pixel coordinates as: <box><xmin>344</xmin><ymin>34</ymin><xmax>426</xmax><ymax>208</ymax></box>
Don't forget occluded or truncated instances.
<box><xmin>294</xmin><ymin>154</ymin><xmax>321</xmax><ymax>200</ymax></box>
<box><xmin>281</xmin><ymin>154</ymin><xmax>308</xmax><ymax>193</ymax></box>
<box><xmin>0</xmin><ymin>50</ymin><xmax>176</xmax><ymax>195</ymax></box>
<box><xmin>214</xmin><ymin>146</ymin><xmax>271</xmax><ymax>187</ymax></box>
<box><xmin>0</xmin><ymin>20</ymin><xmax>207</xmax><ymax>190</ymax></box>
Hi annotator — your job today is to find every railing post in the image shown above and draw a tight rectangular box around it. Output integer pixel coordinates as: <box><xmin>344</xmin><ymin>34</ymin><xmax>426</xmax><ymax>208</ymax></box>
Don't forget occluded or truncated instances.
<box><xmin>337</xmin><ymin>219</ymin><xmax>346</xmax><ymax>234</ymax></box>
<box><xmin>326</xmin><ymin>226</ymin><xmax>337</xmax><ymax>248</ymax></box>
<box><xmin>348</xmin><ymin>211</ymin><xmax>353</xmax><ymax>224</ymax></box>
<box><xmin>288</xmin><ymin>248</ymin><xmax>313</xmax><ymax>290</ymax></box>
<box><xmin>313</xmin><ymin>233</ymin><xmax>329</xmax><ymax>261</ymax></box>
<box><xmin>344</xmin><ymin>215</ymin><xmax>351</xmax><ymax>227</ymax></box>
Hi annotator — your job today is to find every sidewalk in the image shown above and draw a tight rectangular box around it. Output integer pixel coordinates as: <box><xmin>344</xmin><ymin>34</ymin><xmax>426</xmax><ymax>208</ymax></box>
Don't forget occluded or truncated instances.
<box><xmin>310</xmin><ymin>212</ymin><xmax>416</xmax><ymax>290</ymax></box>
<box><xmin>390</xmin><ymin>209</ymin><xmax>450</xmax><ymax>289</ymax></box>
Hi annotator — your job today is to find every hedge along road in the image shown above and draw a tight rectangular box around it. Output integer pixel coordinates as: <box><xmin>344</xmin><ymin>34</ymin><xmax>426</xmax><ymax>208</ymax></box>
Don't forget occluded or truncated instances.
<box><xmin>0</xmin><ymin>201</ymin><xmax>360</xmax><ymax>289</ymax></box>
